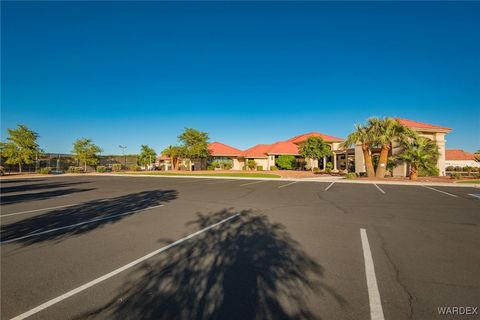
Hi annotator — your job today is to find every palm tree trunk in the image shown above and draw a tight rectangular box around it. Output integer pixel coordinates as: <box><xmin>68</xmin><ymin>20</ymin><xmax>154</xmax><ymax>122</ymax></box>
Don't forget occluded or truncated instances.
<box><xmin>375</xmin><ymin>145</ymin><xmax>390</xmax><ymax>178</ymax></box>
<box><xmin>362</xmin><ymin>144</ymin><xmax>375</xmax><ymax>177</ymax></box>
<box><xmin>410</xmin><ymin>166</ymin><xmax>418</xmax><ymax>181</ymax></box>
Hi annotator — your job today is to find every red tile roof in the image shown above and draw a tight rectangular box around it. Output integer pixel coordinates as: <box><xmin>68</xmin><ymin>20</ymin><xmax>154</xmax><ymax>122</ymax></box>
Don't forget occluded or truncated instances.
<box><xmin>208</xmin><ymin>141</ymin><xmax>242</xmax><ymax>156</ymax></box>
<box><xmin>242</xmin><ymin>144</ymin><xmax>272</xmax><ymax>158</ymax></box>
<box><xmin>267</xmin><ymin>141</ymin><xmax>300</xmax><ymax>155</ymax></box>
<box><xmin>288</xmin><ymin>132</ymin><xmax>343</xmax><ymax>143</ymax></box>
<box><xmin>396</xmin><ymin>118</ymin><xmax>451</xmax><ymax>132</ymax></box>
<box><xmin>445</xmin><ymin>149</ymin><xmax>476</xmax><ymax>161</ymax></box>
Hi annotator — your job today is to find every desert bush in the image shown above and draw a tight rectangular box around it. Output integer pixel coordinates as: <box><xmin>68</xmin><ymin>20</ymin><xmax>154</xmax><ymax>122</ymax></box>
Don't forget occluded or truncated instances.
<box><xmin>256</xmin><ymin>165</ymin><xmax>263</xmax><ymax>171</ymax></box>
<box><xmin>270</xmin><ymin>166</ymin><xmax>278</xmax><ymax>171</ymax></box>
<box><xmin>96</xmin><ymin>166</ymin><xmax>106</xmax><ymax>173</ymax></box>
<box><xmin>419</xmin><ymin>166</ymin><xmax>439</xmax><ymax>177</ymax></box>
<box><xmin>312</xmin><ymin>167</ymin><xmax>320</xmax><ymax>174</ymax></box>
<box><xmin>446</xmin><ymin>166</ymin><xmax>455</xmax><ymax>171</ymax></box>
<box><xmin>112</xmin><ymin>164</ymin><xmax>122</xmax><ymax>172</ymax></box>
<box><xmin>68</xmin><ymin>166</ymin><xmax>85</xmax><ymax>173</ymax></box>
<box><xmin>450</xmin><ymin>172</ymin><xmax>461</xmax><ymax>179</ymax></box>
<box><xmin>454</xmin><ymin>166</ymin><xmax>462</xmax><ymax>172</ymax></box>
<box><xmin>0</xmin><ymin>166</ymin><xmax>5</xmax><ymax>176</ymax></box>
<box><xmin>346</xmin><ymin>172</ymin><xmax>357</xmax><ymax>179</ymax></box>
<box><xmin>129</xmin><ymin>164</ymin><xmax>141</xmax><ymax>171</ymax></box>
<box><xmin>37</xmin><ymin>167</ymin><xmax>52</xmax><ymax>174</ymax></box>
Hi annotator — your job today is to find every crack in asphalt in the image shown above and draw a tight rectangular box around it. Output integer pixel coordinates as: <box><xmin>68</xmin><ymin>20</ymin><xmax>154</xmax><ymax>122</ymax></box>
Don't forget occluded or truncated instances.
<box><xmin>375</xmin><ymin>227</ymin><xmax>415</xmax><ymax>320</ymax></box>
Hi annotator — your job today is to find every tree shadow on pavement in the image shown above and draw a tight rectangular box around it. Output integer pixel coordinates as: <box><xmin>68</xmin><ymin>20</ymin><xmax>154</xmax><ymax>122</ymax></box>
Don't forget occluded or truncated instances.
<box><xmin>0</xmin><ymin>181</ymin><xmax>90</xmax><ymax>194</ymax></box>
<box><xmin>80</xmin><ymin>209</ymin><xmax>347</xmax><ymax>320</ymax></box>
<box><xmin>0</xmin><ymin>189</ymin><xmax>178</xmax><ymax>245</ymax></box>
<box><xmin>0</xmin><ymin>187</ymin><xmax>96</xmax><ymax>205</ymax></box>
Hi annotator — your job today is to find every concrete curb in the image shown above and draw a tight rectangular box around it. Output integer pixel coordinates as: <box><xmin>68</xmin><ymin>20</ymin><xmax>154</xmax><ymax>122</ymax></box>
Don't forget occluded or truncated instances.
<box><xmin>1</xmin><ymin>173</ymin><xmax>478</xmax><ymax>188</ymax></box>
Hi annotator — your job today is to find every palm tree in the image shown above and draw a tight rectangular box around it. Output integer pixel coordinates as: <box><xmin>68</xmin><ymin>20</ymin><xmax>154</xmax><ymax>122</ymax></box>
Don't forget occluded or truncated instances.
<box><xmin>162</xmin><ymin>145</ymin><xmax>184</xmax><ymax>170</ymax></box>
<box><xmin>341</xmin><ymin>124</ymin><xmax>375</xmax><ymax>177</ymax></box>
<box><xmin>368</xmin><ymin>117</ymin><xmax>416</xmax><ymax>178</ymax></box>
<box><xmin>399</xmin><ymin>137</ymin><xmax>439</xmax><ymax>180</ymax></box>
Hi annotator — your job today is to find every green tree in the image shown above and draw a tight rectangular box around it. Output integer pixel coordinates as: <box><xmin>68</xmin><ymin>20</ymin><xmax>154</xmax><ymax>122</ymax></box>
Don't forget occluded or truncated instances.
<box><xmin>71</xmin><ymin>138</ymin><xmax>102</xmax><ymax>172</ymax></box>
<box><xmin>368</xmin><ymin>117</ymin><xmax>416</xmax><ymax>178</ymax></box>
<box><xmin>137</xmin><ymin>145</ymin><xmax>157</xmax><ymax>169</ymax></box>
<box><xmin>247</xmin><ymin>159</ymin><xmax>257</xmax><ymax>170</ymax></box>
<box><xmin>341</xmin><ymin>124</ymin><xmax>375</xmax><ymax>177</ymax></box>
<box><xmin>475</xmin><ymin>150</ymin><xmax>480</xmax><ymax>163</ymax></box>
<box><xmin>0</xmin><ymin>125</ymin><xmax>40</xmax><ymax>172</ymax></box>
<box><xmin>178</xmin><ymin>128</ymin><xmax>210</xmax><ymax>171</ymax></box>
<box><xmin>399</xmin><ymin>137</ymin><xmax>439</xmax><ymax>181</ymax></box>
<box><xmin>162</xmin><ymin>145</ymin><xmax>185</xmax><ymax>170</ymax></box>
<box><xmin>299</xmin><ymin>137</ymin><xmax>332</xmax><ymax>172</ymax></box>
<box><xmin>276</xmin><ymin>155</ymin><xmax>296</xmax><ymax>170</ymax></box>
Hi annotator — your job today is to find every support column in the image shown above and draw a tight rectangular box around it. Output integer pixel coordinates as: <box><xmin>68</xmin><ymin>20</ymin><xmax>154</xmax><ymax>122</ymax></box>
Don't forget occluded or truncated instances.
<box><xmin>323</xmin><ymin>156</ymin><xmax>327</xmax><ymax>170</ymax></box>
<box><xmin>333</xmin><ymin>152</ymin><xmax>338</xmax><ymax>172</ymax></box>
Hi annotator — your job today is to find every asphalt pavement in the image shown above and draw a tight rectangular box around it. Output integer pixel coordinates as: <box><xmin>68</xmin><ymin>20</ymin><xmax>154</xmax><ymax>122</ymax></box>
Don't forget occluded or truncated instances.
<box><xmin>1</xmin><ymin>176</ymin><xmax>479</xmax><ymax>320</ymax></box>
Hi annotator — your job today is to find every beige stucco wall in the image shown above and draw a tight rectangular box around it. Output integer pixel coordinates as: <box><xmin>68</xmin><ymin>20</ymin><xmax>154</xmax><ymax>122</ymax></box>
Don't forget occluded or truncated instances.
<box><xmin>233</xmin><ymin>157</ymin><xmax>244</xmax><ymax>170</ymax></box>
<box><xmin>354</xmin><ymin>143</ymin><xmax>366</xmax><ymax>174</ymax></box>
<box><xmin>445</xmin><ymin>160</ymin><xmax>480</xmax><ymax>168</ymax></box>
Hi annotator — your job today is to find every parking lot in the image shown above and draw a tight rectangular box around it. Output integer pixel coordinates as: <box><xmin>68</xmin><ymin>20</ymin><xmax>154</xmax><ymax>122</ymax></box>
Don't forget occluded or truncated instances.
<box><xmin>1</xmin><ymin>175</ymin><xmax>479</xmax><ymax>320</ymax></box>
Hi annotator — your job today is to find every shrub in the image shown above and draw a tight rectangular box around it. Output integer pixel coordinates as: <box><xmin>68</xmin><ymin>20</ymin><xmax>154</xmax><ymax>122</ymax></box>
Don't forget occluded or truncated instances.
<box><xmin>256</xmin><ymin>165</ymin><xmax>263</xmax><ymax>171</ymax></box>
<box><xmin>68</xmin><ymin>166</ymin><xmax>85</xmax><ymax>173</ymax></box>
<box><xmin>419</xmin><ymin>166</ymin><xmax>439</xmax><ymax>177</ymax></box>
<box><xmin>247</xmin><ymin>160</ymin><xmax>256</xmax><ymax>170</ymax></box>
<box><xmin>37</xmin><ymin>167</ymin><xmax>52</xmax><ymax>174</ymax></box>
<box><xmin>0</xmin><ymin>166</ymin><xmax>4</xmax><ymax>176</ymax></box>
<box><xmin>276</xmin><ymin>155</ymin><xmax>296</xmax><ymax>170</ymax></box>
<box><xmin>313</xmin><ymin>167</ymin><xmax>320</xmax><ymax>174</ymax></box>
<box><xmin>346</xmin><ymin>172</ymin><xmax>357</xmax><ymax>179</ymax></box>
<box><xmin>450</xmin><ymin>172</ymin><xmax>461</xmax><ymax>179</ymax></box>
<box><xmin>112</xmin><ymin>164</ymin><xmax>122</xmax><ymax>172</ymax></box>
<box><xmin>325</xmin><ymin>162</ymin><xmax>333</xmax><ymax>174</ymax></box>
<box><xmin>207</xmin><ymin>165</ymin><xmax>215</xmax><ymax>171</ymax></box>
<box><xmin>270</xmin><ymin>166</ymin><xmax>278</xmax><ymax>171</ymax></box>
<box><xmin>454</xmin><ymin>166</ymin><xmax>462</xmax><ymax>172</ymax></box>
<box><xmin>96</xmin><ymin>166</ymin><xmax>106</xmax><ymax>173</ymax></box>
<box><xmin>446</xmin><ymin>166</ymin><xmax>455</xmax><ymax>172</ymax></box>
<box><xmin>129</xmin><ymin>164</ymin><xmax>141</xmax><ymax>171</ymax></box>
<box><xmin>473</xmin><ymin>172</ymin><xmax>480</xmax><ymax>179</ymax></box>
<box><xmin>223</xmin><ymin>162</ymin><xmax>233</xmax><ymax>170</ymax></box>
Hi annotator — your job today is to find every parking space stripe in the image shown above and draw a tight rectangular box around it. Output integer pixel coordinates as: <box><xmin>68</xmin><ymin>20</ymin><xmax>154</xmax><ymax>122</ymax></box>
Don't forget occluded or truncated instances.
<box><xmin>325</xmin><ymin>182</ymin><xmax>335</xmax><ymax>191</ymax></box>
<box><xmin>373</xmin><ymin>184</ymin><xmax>386</xmax><ymax>194</ymax></box>
<box><xmin>239</xmin><ymin>180</ymin><xmax>265</xmax><ymax>187</ymax></box>
<box><xmin>1</xmin><ymin>204</ymin><xmax>165</xmax><ymax>245</ymax></box>
<box><xmin>8</xmin><ymin>213</ymin><xmax>240</xmax><ymax>320</ymax></box>
<box><xmin>422</xmin><ymin>185</ymin><xmax>458</xmax><ymax>198</ymax></box>
<box><xmin>278</xmin><ymin>181</ymin><xmax>298</xmax><ymax>189</ymax></box>
<box><xmin>206</xmin><ymin>179</ymin><xmax>236</xmax><ymax>185</ymax></box>
<box><xmin>0</xmin><ymin>204</ymin><xmax>80</xmax><ymax>218</ymax></box>
<box><xmin>468</xmin><ymin>193</ymin><xmax>480</xmax><ymax>200</ymax></box>
<box><xmin>360</xmin><ymin>228</ymin><xmax>385</xmax><ymax>320</ymax></box>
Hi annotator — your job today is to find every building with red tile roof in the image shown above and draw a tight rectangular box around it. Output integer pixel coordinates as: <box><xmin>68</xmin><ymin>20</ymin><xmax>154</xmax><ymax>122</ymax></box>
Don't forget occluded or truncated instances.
<box><xmin>288</xmin><ymin>132</ymin><xmax>344</xmax><ymax>144</ymax></box>
<box><xmin>208</xmin><ymin>141</ymin><xmax>242</xmax><ymax>156</ymax></box>
<box><xmin>445</xmin><ymin>149</ymin><xmax>479</xmax><ymax>168</ymax></box>
<box><xmin>395</xmin><ymin>118</ymin><xmax>452</xmax><ymax>133</ymax></box>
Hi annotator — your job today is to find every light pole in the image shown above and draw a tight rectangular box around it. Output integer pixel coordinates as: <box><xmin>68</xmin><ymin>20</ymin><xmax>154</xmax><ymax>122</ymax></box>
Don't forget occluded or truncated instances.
<box><xmin>119</xmin><ymin>145</ymin><xmax>127</xmax><ymax>169</ymax></box>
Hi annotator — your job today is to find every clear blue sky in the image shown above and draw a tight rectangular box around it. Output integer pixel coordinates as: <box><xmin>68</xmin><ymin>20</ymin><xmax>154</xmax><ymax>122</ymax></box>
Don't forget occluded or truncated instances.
<box><xmin>2</xmin><ymin>1</ymin><xmax>479</xmax><ymax>154</ymax></box>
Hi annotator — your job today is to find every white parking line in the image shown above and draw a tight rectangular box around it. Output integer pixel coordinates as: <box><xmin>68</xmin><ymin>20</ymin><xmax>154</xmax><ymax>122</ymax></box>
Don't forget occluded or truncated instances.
<box><xmin>373</xmin><ymin>184</ymin><xmax>386</xmax><ymax>194</ymax></box>
<box><xmin>360</xmin><ymin>228</ymin><xmax>385</xmax><ymax>320</ymax></box>
<box><xmin>325</xmin><ymin>182</ymin><xmax>335</xmax><ymax>191</ymax></box>
<box><xmin>278</xmin><ymin>181</ymin><xmax>298</xmax><ymax>189</ymax></box>
<box><xmin>8</xmin><ymin>213</ymin><xmax>240</xmax><ymax>320</ymax></box>
<box><xmin>239</xmin><ymin>180</ymin><xmax>266</xmax><ymax>187</ymax></box>
<box><xmin>0</xmin><ymin>204</ymin><xmax>80</xmax><ymax>218</ymax></box>
<box><xmin>468</xmin><ymin>193</ymin><xmax>480</xmax><ymax>200</ymax></box>
<box><xmin>206</xmin><ymin>179</ymin><xmax>236</xmax><ymax>185</ymax></box>
<box><xmin>422</xmin><ymin>185</ymin><xmax>458</xmax><ymax>198</ymax></box>
<box><xmin>0</xmin><ymin>204</ymin><xmax>165</xmax><ymax>245</ymax></box>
